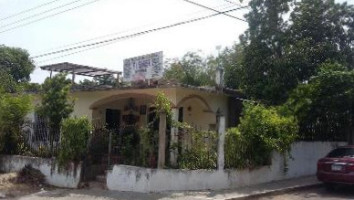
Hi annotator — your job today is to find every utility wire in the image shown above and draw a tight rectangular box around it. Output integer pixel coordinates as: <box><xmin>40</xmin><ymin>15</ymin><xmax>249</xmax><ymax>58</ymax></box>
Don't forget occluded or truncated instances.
<box><xmin>35</xmin><ymin>2</ymin><xmax>236</xmax><ymax>54</ymax></box>
<box><xmin>223</xmin><ymin>0</ymin><xmax>245</xmax><ymax>7</ymax></box>
<box><xmin>0</xmin><ymin>0</ymin><xmax>101</xmax><ymax>34</ymax></box>
<box><xmin>32</xmin><ymin>5</ymin><xmax>248</xmax><ymax>60</ymax></box>
<box><xmin>0</xmin><ymin>0</ymin><xmax>63</xmax><ymax>21</ymax></box>
<box><xmin>182</xmin><ymin>0</ymin><xmax>246</xmax><ymax>22</ymax></box>
<box><xmin>1</xmin><ymin>0</ymin><xmax>84</xmax><ymax>29</ymax></box>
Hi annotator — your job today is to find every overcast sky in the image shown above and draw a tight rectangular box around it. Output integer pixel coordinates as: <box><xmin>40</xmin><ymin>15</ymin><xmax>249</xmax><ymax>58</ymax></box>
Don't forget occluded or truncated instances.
<box><xmin>0</xmin><ymin>0</ymin><xmax>352</xmax><ymax>83</ymax></box>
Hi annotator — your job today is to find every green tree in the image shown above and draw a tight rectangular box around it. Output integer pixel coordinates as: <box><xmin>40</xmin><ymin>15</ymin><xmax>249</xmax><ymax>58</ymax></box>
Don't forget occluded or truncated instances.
<box><xmin>36</xmin><ymin>73</ymin><xmax>74</xmax><ymax>155</ymax></box>
<box><xmin>79</xmin><ymin>75</ymin><xmax>117</xmax><ymax>87</ymax></box>
<box><xmin>164</xmin><ymin>52</ymin><xmax>215</xmax><ymax>86</ymax></box>
<box><xmin>284</xmin><ymin>63</ymin><xmax>354</xmax><ymax>143</ymax></box>
<box><xmin>0</xmin><ymin>92</ymin><xmax>32</xmax><ymax>154</ymax></box>
<box><xmin>93</xmin><ymin>74</ymin><xmax>116</xmax><ymax>86</ymax></box>
<box><xmin>240</xmin><ymin>0</ymin><xmax>293</xmax><ymax>104</ymax></box>
<box><xmin>238</xmin><ymin>0</ymin><xmax>354</xmax><ymax>105</ymax></box>
<box><xmin>0</xmin><ymin>70</ymin><xmax>17</xmax><ymax>93</ymax></box>
<box><xmin>218</xmin><ymin>44</ymin><xmax>244</xmax><ymax>89</ymax></box>
<box><xmin>0</xmin><ymin>45</ymin><xmax>35</xmax><ymax>83</ymax></box>
<box><xmin>286</xmin><ymin>0</ymin><xmax>354</xmax><ymax>81</ymax></box>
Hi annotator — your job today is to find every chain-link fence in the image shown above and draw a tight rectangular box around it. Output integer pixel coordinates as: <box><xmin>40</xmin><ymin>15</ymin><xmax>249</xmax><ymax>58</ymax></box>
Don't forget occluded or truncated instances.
<box><xmin>21</xmin><ymin>120</ymin><xmax>60</xmax><ymax>156</ymax></box>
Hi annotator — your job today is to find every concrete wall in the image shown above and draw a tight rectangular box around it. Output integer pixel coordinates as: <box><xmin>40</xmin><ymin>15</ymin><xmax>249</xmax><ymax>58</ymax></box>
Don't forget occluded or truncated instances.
<box><xmin>107</xmin><ymin>141</ymin><xmax>346</xmax><ymax>192</ymax></box>
<box><xmin>0</xmin><ymin>155</ymin><xmax>81</xmax><ymax>188</ymax></box>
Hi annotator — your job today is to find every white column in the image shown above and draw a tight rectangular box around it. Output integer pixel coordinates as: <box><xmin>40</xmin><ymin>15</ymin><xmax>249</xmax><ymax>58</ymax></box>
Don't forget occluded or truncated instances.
<box><xmin>217</xmin><ymin>115</ymin><xmax>226</xmax><ymax>170</ymax></box>
<box><xmin>170</xmin><ymin>108</ymin><xmax>179</xmax><ymax>166</ymax></box>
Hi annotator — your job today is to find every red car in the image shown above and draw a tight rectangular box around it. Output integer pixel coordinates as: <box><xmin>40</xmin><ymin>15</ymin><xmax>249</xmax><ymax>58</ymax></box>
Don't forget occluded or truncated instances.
<box><xmin>317</xmin><ymin>146</ymin><xmax>354</xmax><ymax>188</ymax></box>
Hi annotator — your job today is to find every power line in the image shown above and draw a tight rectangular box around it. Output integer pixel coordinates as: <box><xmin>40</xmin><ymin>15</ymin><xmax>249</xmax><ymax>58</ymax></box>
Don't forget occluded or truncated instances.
<box><xmin>182</xmin><ymin>0</ymin><xmax>246</xmax><ymax>22</ymax></box>
<box><xmin>0</xmin><ymin>0</ymin><xmax>63</xmax><ymax>21</ymax></box>
<box><xmin>1</xmin><ymin>0</ymin><xmax>84</xmax><ymax>29</ymax></box>
<box><xmin>0</xmin><ymin>0</ymin><xmax>101</xmax><ymax>34</ymax></box>
<box><xmin>32</xmin><ymin>5</ymin><xmax>248</xmax><ymax>60</ymax></box>
<box><xmin>35</xmin><ymin>2</ymin><xmax>236</xmax><ymax>54</ymax></box>
<box><xmin>223</xmin><ymin>0</ymin><xmax>246</xmax><ymax>7</ymax></box>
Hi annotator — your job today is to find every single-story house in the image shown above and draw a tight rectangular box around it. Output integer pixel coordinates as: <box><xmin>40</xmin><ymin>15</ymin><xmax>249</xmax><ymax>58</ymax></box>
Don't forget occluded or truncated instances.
<box><xmin>25</xmin><ymin>62</ymin><xmax>244</xmax><ymax>167</ymax></box>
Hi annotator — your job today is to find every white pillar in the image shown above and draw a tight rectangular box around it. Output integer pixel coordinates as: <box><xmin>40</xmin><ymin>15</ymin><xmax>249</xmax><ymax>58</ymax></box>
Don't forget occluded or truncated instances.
<box><xmin>170</xmin><ymin>108</ymin><xmax>179</xmax><ymax>166</ymax></box>
<box><xmin>158</xmin><ymin>112</ymin><xmax>167</xmax><ymax>168</ymax></box>
<box><xmin>217</xmin><ymin>115</ymin><xmax>226</xmax><ymax>170</ymax></box>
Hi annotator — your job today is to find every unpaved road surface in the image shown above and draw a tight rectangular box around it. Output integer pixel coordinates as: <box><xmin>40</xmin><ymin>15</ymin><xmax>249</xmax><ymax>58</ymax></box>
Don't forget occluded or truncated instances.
<box><xmin>0</xmin><ymin>172</ymin><xmax>41</xmax><ymax>199</ymax></box>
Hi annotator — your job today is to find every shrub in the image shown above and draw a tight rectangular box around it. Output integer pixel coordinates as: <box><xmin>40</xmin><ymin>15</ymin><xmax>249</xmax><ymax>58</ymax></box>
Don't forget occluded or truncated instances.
<box><xmin>225</xmin><ymin>102</ymin><xmax>298</xmax><ymax>169</ymax></box>
<box><xmin>0</xmin><ymin>93</ymin><xmax>32</xmax><ymax>154</ymax></box>
<box><xmin>58</xmin><ymin>117</ymin><xmax>92</xmax><ymax>166</ymax></box>
<box><xmin>178</xmin><ymin>130</ymin><xmax>217</xmax><ymax>169</ymax></box>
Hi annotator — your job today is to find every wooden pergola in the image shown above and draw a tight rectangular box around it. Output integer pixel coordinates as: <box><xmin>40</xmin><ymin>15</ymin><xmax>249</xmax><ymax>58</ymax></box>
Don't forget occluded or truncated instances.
<box><xmin>40</xmin><ymin>62</ymin><xmax>122</xmax><ymax>83</ymax></box>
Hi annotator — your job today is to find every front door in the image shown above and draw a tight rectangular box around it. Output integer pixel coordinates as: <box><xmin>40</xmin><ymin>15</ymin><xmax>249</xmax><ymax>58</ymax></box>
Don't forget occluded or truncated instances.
<box><xmin>106</xmin><ymin>109</ymin><xmax>120</xmax><ymax>131</ymax></box>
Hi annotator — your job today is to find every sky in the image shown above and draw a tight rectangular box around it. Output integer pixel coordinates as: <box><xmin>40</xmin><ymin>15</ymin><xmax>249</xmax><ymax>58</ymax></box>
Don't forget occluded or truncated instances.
<box><xmin>0</xmin><ymin>0</ymin><xmax>352</xmax><ymax>83</ymax></box>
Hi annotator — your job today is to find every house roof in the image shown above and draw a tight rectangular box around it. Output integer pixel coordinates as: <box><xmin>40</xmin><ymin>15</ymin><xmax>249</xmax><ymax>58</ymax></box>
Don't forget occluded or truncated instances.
<box><xmin>70</xmin><ymin>79</ymin><xmax>245</xmax><ymax>98</ymax></box>
<box><xmin>40</xmin><ymin>62</ymin><xmax>122</xmax><ymax>77</ymax></box>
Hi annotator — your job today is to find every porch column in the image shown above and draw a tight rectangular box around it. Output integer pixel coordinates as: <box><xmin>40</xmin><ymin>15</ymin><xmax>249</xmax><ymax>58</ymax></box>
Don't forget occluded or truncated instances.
<box><xmin>158</xmin><ymin>112</ymin><xmax>167</xmax><ymax>168</ymax></box>
<box><xmin>170</xmin><ymin>108</ymin><xmax>179</xmax><ymax>166</ymax></box>
<box><xmin>217</xmin><ymin>110</ymin><xmax>226</xmax><ymax>170</ymax></box>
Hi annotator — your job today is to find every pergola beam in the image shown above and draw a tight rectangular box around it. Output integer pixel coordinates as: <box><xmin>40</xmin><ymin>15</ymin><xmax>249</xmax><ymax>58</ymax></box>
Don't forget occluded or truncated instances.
<box><xmin>40</xmin><ymin>62</ymin><xmax>122</xmax><ymax>80</ymax></box>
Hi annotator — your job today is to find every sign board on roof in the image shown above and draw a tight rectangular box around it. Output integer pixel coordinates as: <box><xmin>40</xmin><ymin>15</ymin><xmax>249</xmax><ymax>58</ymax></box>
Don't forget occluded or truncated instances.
<box><xmin>123</xmin><ymin>51</ymin><xmax>163</xmax><ymax>82</ymax></box>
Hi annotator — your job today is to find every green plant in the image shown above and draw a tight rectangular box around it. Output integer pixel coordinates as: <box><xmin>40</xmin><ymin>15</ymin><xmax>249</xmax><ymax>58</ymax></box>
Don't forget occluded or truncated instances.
<box><xmin>36</xmin><ymin>73</ymin><xmax>74</xmax><ymax>156</ymax></box>
<box><xmin>178</xmin><ymin>130</ymin><xmax>217</xmax><ymax>169</ymax></box>
<box><xmin>0</xmin><ymin>93</ymin><xmax>32</xmax><ymax>154</ymax></box>
<box><xmin>154</xmin><ymin>92</ymin><xmax>172</xmax><ymax>115</ymax></box>
<box><xmin>57</xmin><ymin>117</ymin><xmax>92</xmax><ymax>166</ymax></box>
<box><xmin>225</xmin><ymin>102</ymin><xmax>298</xmax><ymax>169</ymax></box>
<box><xmin>138</xmin><ymin>127</ymin><xmax>158</xmax><ymax>167</ymax></box>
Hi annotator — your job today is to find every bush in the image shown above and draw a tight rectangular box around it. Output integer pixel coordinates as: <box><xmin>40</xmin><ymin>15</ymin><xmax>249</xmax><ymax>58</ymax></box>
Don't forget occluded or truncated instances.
<box><xmin>178</xmin><ymin>130</ymin><xmax>217</xmax><ymax>169</ymax></box>
<box><xmin>225</xmin><ymin>102</ymin><xmax>298</xmax><ymax>169</ymax></box>
<box><xmin>0</xmin><ymin>93</ymin><xmax>32</xmax><ymax>154</ymax></box>
<box><xmin>58</xmin><ymin>117</ymin><xmax>92</xmax><ymax>166</ymax></box>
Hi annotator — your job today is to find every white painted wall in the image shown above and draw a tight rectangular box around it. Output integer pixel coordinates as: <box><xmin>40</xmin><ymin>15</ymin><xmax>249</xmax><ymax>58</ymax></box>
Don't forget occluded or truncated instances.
<box><xmin>0</xmin><ymin>155</ymin><xmax>81</xmax><ymax>188</ymax></box>
<box><xmin>107</xmin><ymin>141</ymin><xmax>346</xmax><ymax>192</ymax></box>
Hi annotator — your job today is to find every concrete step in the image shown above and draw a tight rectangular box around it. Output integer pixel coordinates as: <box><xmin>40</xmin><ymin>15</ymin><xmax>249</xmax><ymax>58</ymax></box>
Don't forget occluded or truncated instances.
<box><xmin>96</xmin><ymin>175</ymin><xmax>106</xmax><ymax>183</ymax></box>
<box><xmin>88</xmin><ymin>181</ymin><xmax>107</xmax><ymax>190</ymax></box>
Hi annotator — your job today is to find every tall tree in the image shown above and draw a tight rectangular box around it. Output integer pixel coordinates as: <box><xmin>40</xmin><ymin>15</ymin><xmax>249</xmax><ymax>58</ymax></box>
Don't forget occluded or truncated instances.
<box><xmin>286</xmin><ymin>0</ymin><xmax>354</xmax><ymax>82</ymax></box>
<box><xmin>0</xmin><ymin>45</ymin><xmax>35</xmax><ymax>83</ymax></box>
<box><xmin>219</xmin><ymin>44</ymin><xmax>244</xmax><ymax>89</ymax></box>
<box><xmin>240</xmin><ymin>0</ymin><xmax>293</xmax><ymax>104</ymax></box>
<box><xmin>37</xmin><ymin>73</ymin><xmax>74</xmax><ymax>155</ymax></box>
<box><xmin>164</xmin><ymin>52</ymin><xmax>215</xmax><ymax>86</ymax></box>
<box><xmin>239</xmin><ymin>0</ymin><xmax>354</xmax><ymax>105</ymax></box>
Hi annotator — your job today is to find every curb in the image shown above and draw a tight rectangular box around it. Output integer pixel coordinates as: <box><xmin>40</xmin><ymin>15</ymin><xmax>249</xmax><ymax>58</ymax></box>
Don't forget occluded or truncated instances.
<box><xmin>226</xmin><ymin>183</ymin><xmax>323</xmax><ymax>200</ymax></box>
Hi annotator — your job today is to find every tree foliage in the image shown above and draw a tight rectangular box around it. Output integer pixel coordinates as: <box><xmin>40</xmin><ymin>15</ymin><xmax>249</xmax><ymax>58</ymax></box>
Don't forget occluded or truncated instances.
<box><xmin>237</xmin><ymin>0</ymin><xmax>354</xmax><ymax>105</ymax></box>
<box><xmin>220</xmin><ymin>44</ymin><xmax>244</xmax><ymax>89</ymax></box>
<box><xmin>0</xmin><ymin>92</ymin><xmax>32</xmax><ymax>154</ymax></box>
<box><xmin>36</xmin><ymin>73</ymin><xmax>74</xmax><ymax>154</ymax></box>
<box><xmin>225</xmin><ymin>102</ymin><xmax>298</xmax><ymax>169</ymax></box>
<box><xmin>164</xmin><ymin>52</ymin><xmax>216</xmax><ymax>86</ymax></box>
<box><xmin>283</xmin><ymin>63</ymin><xmax>354</xmax><ymax>142</ymax></box>
<box><xmin>58</xmin><ymin>117</ymin><xmax>92</xmax><ymax>165</ymax></box>
<box><xmin>0</xmin><ymin>45</ymin><xmax>35</xmax><ymax>83</ymax></box>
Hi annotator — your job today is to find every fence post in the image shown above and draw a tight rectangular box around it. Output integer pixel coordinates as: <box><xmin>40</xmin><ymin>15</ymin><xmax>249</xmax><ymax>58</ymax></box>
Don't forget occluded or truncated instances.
<box><xmin>108</xmin><ymin>130</ymin><xmax>112</xmax><ymax>166</ymax></box>
<box><xmin>170</xmin><ymin>108</ymin><xmax>179</xmax><ymax>167</ymax></box>
<box><xmin>158</xmin><ymin>112</ymin><xmax>167</xmax><ymax>168</ymax></box>
<box><xmin>217</xmin><ymin>109</ymin><xmax>225</xmax><ymax>170</ymax></box>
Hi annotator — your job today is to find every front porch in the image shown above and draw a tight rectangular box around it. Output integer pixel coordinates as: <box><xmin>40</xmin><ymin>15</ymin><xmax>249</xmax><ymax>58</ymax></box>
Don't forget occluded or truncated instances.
<box><xmin>74</xmin><ymin>87</ymin><xmax>231</xmax><ymax>169</ymax></box>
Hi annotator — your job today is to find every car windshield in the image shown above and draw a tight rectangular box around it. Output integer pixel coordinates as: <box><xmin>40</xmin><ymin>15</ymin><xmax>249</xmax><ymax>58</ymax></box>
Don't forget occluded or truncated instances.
<box><xmin>327</xmin><ymin>148</ymin><xmax>354</xmax><ymax>158</ymax></box>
